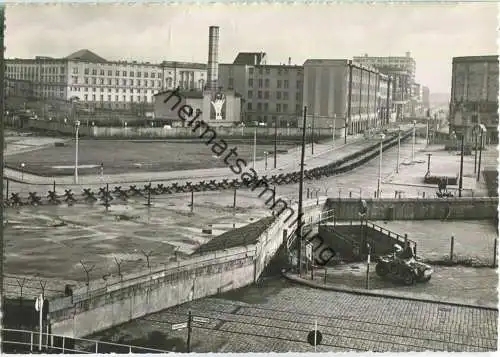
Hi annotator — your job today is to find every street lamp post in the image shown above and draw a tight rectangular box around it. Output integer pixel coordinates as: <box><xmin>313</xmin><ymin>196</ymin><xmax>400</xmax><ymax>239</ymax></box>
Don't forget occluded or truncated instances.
<box><xmin>311</xmin><ymin>116</ymin><xmax>315</xmax><ymax>155</ymax></box>
<box><xmin>377</xmin><ymin>133</ymin><xmax>386</xmax><ymax>198</ymax></box>
<box><xmin>264</xmin><ymin>151</ymin><xmax>268</xmax><ymax>170</ymax></box>
<box><xmin>274</xmin><ymin>117</ymin><xmax>278</xmax><ymax>169</ymax></box>
<box><xmin>426</xmin><ymin>119</ymin><xmax>429</xmax><ymax>146</ymax></box>
<box><xmin>20</xmin><ymin>162</ymin><xmax>25</xmax><ymax>181</ymax></box>
<box><xmin>252</xmin><ymin>127</ymin><xmax>257</xmax><ymax>170</ymax></box>
<box><xmin>477</xmin><ymin>125</ymin><xmax>486</xmax><ymax>182</ymax></box>
<box><xmin>332</xmin><ymin>114</ymin><xmax>336</xmax><ymax>147</ymax></box>
<box><xmin>458</xmin><ymin>131</ymin><xmax>464</xmax><ymax>198</ymax></box>
<box><xmin>74</xmin><ymin>120</ymin><xmax>80</xmax><ymax>184</ymax></box>
<box><xmin>412</xmin><ymin>120</ymin><xmax>416</xmax><ymax>162</ymax></box>
<box><xmin>474</xmin><ymin>126</ymin><xmax>478</xmax><ymax>173</ymax></box>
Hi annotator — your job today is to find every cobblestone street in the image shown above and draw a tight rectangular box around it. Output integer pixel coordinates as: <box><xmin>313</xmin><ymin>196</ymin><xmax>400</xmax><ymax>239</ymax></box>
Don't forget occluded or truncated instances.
<box><xmin>88</xmin><ymin>279</ymin><xmax>498</xmax><ymax>352</ymax></box>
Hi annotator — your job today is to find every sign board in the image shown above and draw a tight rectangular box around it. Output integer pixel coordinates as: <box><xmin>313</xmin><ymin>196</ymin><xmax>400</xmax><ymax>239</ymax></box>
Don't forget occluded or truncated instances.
<box><xmin>171</xmin><ymin>322</ymin><xmax>188</xmax><ymax>331</ymax></box>
<box><xmin>192</xmin><ymin>316</ymin><xmax>209</xmax><ymax>324</ymax></box>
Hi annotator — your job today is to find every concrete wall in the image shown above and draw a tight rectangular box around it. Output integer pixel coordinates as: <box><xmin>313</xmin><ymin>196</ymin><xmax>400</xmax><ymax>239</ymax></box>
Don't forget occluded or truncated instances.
<box><xmin>9</xmin><ymin>117</ymin><xmax>337</xmax><ymax>139</ymax></box>
<box><xmin>48</xmin><ymin>199</ymin><xmax>326</xmax><ymax>338</ymax></box>
<box><xmin>324</xmin><ymin>197</ymin><xmax>498</xmax><ymax>221</ymax></box>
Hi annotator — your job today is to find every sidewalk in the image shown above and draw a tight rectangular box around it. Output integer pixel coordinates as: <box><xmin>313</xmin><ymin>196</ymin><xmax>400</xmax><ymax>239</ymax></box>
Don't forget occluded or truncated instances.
<box><xmin>4</xmin><ymin>132</ymin><xmax>377</xmax><ymax>186</ymax></box>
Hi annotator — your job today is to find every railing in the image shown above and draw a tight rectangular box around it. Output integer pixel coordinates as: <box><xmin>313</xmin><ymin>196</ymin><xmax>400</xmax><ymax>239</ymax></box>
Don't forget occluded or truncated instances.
<box><xmin>363</xmin><ymin>220</ymin><xmax>415</xmax><ymax>246</ymax></box>
<box><xmin>286</xmin><ymin>208</ymin><xmax>336</xmax><ymax>251</ymax></box>
<box><xmin>1</xmin><ymin>327</ymin><xmax>170</xmax><ymax>354</ymax></box>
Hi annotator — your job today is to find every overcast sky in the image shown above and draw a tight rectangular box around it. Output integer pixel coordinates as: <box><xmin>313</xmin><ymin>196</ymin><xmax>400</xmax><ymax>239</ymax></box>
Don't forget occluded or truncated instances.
<box><xmin>5</xmin><ymin>2</ymin><xmax>498</xmax><ymax>93</ymax></box>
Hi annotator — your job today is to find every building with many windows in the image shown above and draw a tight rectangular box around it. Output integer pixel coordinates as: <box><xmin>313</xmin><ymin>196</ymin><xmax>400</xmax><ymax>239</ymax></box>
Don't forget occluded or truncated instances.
<box><xmin>5</xmin><ymin>49</ymin><xmax>207</xmax><ymax>110</ymax></box>
<box><xmin>218</xmin><ymin>52</ymin><xmax>304</xmax><ymax>126</ymax></box>
<box><xmin>303</xmin><ymin>59</ymin><xmax>391</xmax><ymax>136</ymax></box>
<box><xmin>353</xmin><ymin>52</ymin><xmax>416</xmax><ymax>120</ymax></box>
<box><xmin>450</xmin><ymin>55</ymin><xmax>499</xmax><ymax>143</ymax></box>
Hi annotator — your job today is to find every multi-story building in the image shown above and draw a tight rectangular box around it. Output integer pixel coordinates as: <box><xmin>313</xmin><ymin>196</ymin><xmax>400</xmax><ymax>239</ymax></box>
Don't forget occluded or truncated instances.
<box><xmin>5</xmin><ymin>49</ymin><xmax>207</xmax><ymax>111</ymax></box>
<box><xmin>303</xmin><ymin>59</ymin><xmax>391</xmax><ymax>136</ymax></box>
<box><xmin>450</xmin><ymin>55</ymin><xmax>499</xmax><ymax>143</ymax></box>
<box><xmin>353</xmin><ymin>52</ymin><xmax>416</xmax><ymax>120</ymax></box>
<box><xmin>218</xmin><ymin>52</ymin><xmax>303</xmax><ymax>126</ymax></box>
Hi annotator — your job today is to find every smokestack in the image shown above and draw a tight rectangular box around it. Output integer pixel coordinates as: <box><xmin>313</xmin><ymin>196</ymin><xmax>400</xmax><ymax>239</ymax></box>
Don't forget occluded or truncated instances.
<box><xmin>207</xmin><ymin>26</ymin><xmax>220</xmax><ymax>92</ymax></box>
<box><xmin>288</xmin><ymin>57</ymin><xmax>291</xmax><ymax>66</ymax></box>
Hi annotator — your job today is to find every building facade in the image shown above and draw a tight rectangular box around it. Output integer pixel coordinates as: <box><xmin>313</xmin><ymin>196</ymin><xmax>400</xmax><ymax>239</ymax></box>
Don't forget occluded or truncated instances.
<box><xmin>5</xmin><ymin>49</ymin><xmax>207</xmax><ymax>111</ymax></box>
<box><xmin>303</xmin><ymin>59</ymin><xmax>391</xmax><ymax>136</ymax></box>
<box><xmin>218</xmin><ymin>52</ymin><xmax>303</xmax><ymax>126</ymax></box>
<box><xmin>353</xmin><ymin>52</ymin><xmax>416</xmax><ymax>120</ymax></box>
<box><xmin>450</xmin><ymin>55</ymin><xmax>499</xmax><ymax>144</ymax></box>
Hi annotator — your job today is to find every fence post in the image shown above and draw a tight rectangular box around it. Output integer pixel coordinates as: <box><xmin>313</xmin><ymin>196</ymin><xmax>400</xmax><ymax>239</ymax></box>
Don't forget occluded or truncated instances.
<box><xmin>422</xmin><ymin>192</ymin><xmax>426</xmax><ymax>199</ymax></box>
<box><xmin>30</xmin><ymin>331</ymin><xmax>34</xmax><ymax>352</ymax></box>
<box><xmin>129</xmin><ymin>345</ymin><xmax>132</xmax><ymax>354</ymax></box>
<box><xmin>62</xmin><ymin>336</ymin><xmax>65</xmax><ymax>353</ymax></box>
<box><xmin>450</xmin><ymin>236</ymin><xmax>454</xmax><ymax>261</ymax></box>
<box><xmin>95</xmin><ymin>341</ymin><xmax>99</xmax><ymax>353</ymax></box>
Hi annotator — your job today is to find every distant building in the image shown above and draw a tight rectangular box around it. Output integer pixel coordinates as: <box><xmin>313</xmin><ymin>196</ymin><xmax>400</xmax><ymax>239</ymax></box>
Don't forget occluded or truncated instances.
<box><xmin>5</xmin><ymin>49</ymin><xmax>207</xmax><ymax>110</ymax></box>
<box><xmin>353</xmin><ymin>52</ymin><xmax>416</xmax><ymax>120</ymax></box>
<box><xmin>303</xmin><ymin>59</ymin><xmax>391</xmax><ymax>136</ymax></box>
<box><xmin>218</xmin><ymin>52</ymin><xmax>303</xmax><ymax>126</ymax></box>
<box><xmin>450</xmin><ymin>55</ymin><xmax>499</xmax><ymax>144</ymax></box>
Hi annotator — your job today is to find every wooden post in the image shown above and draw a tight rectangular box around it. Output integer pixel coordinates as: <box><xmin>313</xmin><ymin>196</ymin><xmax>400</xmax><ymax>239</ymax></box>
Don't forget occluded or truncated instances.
<box><xmin>190</xmin><ymin>189</ymin><xmax>194</xmax><ymax>213</ymax></box>
<box><xmin>493</xmin><ymin>238</ymin><xmax>498</xmax><ymax>268</ymax></box>
<box><xmin>187</xmin><ymin>310</ymin><xmax>193</xmax><ymax>353</ymax></box>
<box><xmin>450</xmin><ymin>236</ymin><xmax>454</xmax><ymax>261</ymax></box>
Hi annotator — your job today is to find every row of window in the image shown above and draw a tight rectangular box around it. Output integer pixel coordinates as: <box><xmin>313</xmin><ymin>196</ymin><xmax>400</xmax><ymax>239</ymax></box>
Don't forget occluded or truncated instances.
<box><xmin>246</xmin><ymin>78</ymin><xmax>300</xmax><ymax>89</ymax></box>
<box><xmin>248</xmin><ymin>67</ymin><xmax>302</xmax><ymax>76</ymax></box>
<box><xmin>76</xmin><ymin>67</ymin><xmax>163</xmax><ymax>78</ymax></box>
<box><xmin>247</xmin><ymin>90</ymin><xmax>301</xmax><ymax>101</ymax></box>
<box><xmin>81</xmin><ymin>94</ymin><xmax>152</xmax><ymax>103</ymax></box>
<box><xmin>73</xmin><ymin>76</ymin><xmax>164</xmax><ymax>88</ymax></box>
<box><xmin>6</xmin><ymin>65</ymin><xmax>65</xmax><ymax>74</ymax></box>
<box><xmin>69</xmin><ymin>87</ymin><xmax>159</xmax><ymax>95</ymax></box>
<box><xmin>247</xmin><ymin>102</ymin><xmax>301</xmax><ymax>113</ymax></box>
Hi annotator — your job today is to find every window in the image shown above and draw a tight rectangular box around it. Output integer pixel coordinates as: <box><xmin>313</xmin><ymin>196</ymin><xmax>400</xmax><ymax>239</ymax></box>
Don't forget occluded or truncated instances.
<box><xmin>84</xmin><ymin>94</ymin><xmax>88</xmax><ymax>101</ymax></box>
<box><xmin>296</xmin><ymin>92</ymin><xmax>301</xmax><ymax>101</ymax></box>
<box><xmin>258</xmin><ymin>91</ymin><xmax>262</xmax><ymax>99</ymax></box>
<box><xmin>265</xmin><ymin>79</ymin><xmax>270</xmax><ymax>88</ymax></box>
<box><xmin>157</xmin><ymin>80</ymin><xmax>161</xmax><ymax>87</ymax></box>
<box><xmin>115</xmin><ymin>95</ymin><xmax>119</xmax><ymax>101</ymax></box>
<box><xmin>264</xmin><ymin>91</ymin><xmax>269</xmax><ymax>99</ymax></box>
<box><xmin>123</xmin><ymin>95</ymin><xmax>126</xmax><ymax>102</ymax></box>
<box><xmin>248</xmin><ymin>90</ymin><xmax>253</xmax><ymax>98</ymax></box>
<box><xmin>100</xmin><ymin>94</ymin><xmax>104</xmax><ymax>102</ymax></box>
<box><xmin>122</xmin><ymin>79</ymin><xmax>126</xmax><ymax>85</ymax></box>
<box><xmin>296</xmin><ymin>104</ymin><xmax>301</xmax><ymax>113</ymax></box>
<box><xmin>135</xmin><ymin>79</ymin><xmax>140</xmax><ymax>86</ymax></box>
<box><xmin>264</xmin><ymin>103</ymin><xmax>269</xmax><ymax>111</ymax></box>
<box><xmin>92</xmin><ymin>69</ymin><xmax>97</xmax><ymax>75</ymax></box>
<box><xmin>92</xmin><ymin>94</ymin><xmax>96</xmax><ymax>101</ymax></box>
<box><xmin>265</xmin><ymin>68</ymin><xmax>270</xmax><ymax>75</ymax></box>
<box><xmin>248</xmin><ymin>78</ymin><xmax>253</xmax><ymax>87</ymax></box>
<box><xmin>149</xmin><ymin>80</ymin><xmax>154</xmax><ymax>87</ymax></box>
<box><xmin>100</xmin><ymin>70</ymin><xmax>105</xmax><ymax>76</ymax></box>
<box><xmin>276</xmin><ymin>103</ymin><xmax>281</xmax><ymax>112</ymax></box>
<box><xmin>144</xmin><ymin>72</ymin><xmax>149</xmax><ymax>78</ymax></box>
<box><xmin>129</xmin><ymin>79</ymin><xmax>133</xmax><ymax>86</ymax></box>
<box><xmin>283</xmin><ymin>92</ymin><xmax>289</xmax><ymax>100</ymax></box>
<box><xmin>72</xmin><ymin>76</ymin><xmax>78</xmax><ymax>84</ymax></box>
<box><xmin>84</xmin><ymin>87</ymin><xmax>88</xmax><ymax>92</ymax></box>
<box><xmin>116</xmin><ymin>70</ymin><xmax>120</xmax><ymax>76</ymax></box>
<box><xmin>84</xmin><ymin>68</ymin><xmax>89</xmax><ymax>75</ymax></box>
<box><xmin>92</xmin><ymin>78</ymin><xmax>97</xmax><ymax>85</ymax></box>
<box><xmin>84</xmin><ymin>77</ymin><xmax>89</xmax><ymax>84</ymax></box>
<box><xmin>277</xmin><ymin>80</ymin><xmax>282</xmax><ymax>88</ymax></box>
<box><xmin>72</xmin><ymin>68</ymin><xmax>79</xmax><ymax>74</ymax></box>
<box><xmin>99</xmin><ymin>78</ymin><xmax>104</xmax><ymax>84</ymax></box>
<box><xmin>108</xmin><ymin>70</ymin><xmax>112</xmax><ymax>76</ymax></box>
<box><xmin>151</xmin><ymin>72</ymin><xmax>156</xmax><ymax>78</ymax></box>
<box><xmin>92</xmin><ymin>87</ymin><xmax>96</xmax><ymax>92</ymax></box>
<box><xmin>137</xmin><ymin>72</ymin><xmax>141</xmax><ymax>77</ymax></box>
<box><xmin>258</xmin><ymin>79</ymin><xmax>263</xmax><ymax>88</ymax></box>
<box><xmin>108</xmin><ymin>79</ymin><xmax>112</xmax><ymax>85</ymax></box>
<box><xmin>284</xmin><ymin>80</ymin><xmax>289</xmax><ymax>89</ymax></box>
<box><xmin>296</xmin><ymin>80</ymin><xmax>302</xmax><ymax>88</ymax></box>
<box><xmin>257</xmin><ymin>102</ymin><xmax>262</xmax><ymax>110</ymax></box>
<box><xmin>283</xmin><ymin>103</ymin><xmax>288</xmax><ymax>112</ymax></box>
<box><xmin>247</xmin><ymin>103</ymin><xmax>252</xmax><ymax>110</ymax></box>
<box><xmin>276</xmin><ymin>91</ymin><xmax>282</xmax><ymax>100</ymax></box>
<box><xmin>122</xmin><ymin>71</ymin><xmax>127</xmax><ymax>76</ymax></box>
<box><xmin>129</xmin><ymin>71</ymin><xmax>134</xmax><ymax>77</ymax></box>
<box><xmin>248</xmin><ymin>67</ymin><xmax>254</xmax><ymax>75</ymax></box>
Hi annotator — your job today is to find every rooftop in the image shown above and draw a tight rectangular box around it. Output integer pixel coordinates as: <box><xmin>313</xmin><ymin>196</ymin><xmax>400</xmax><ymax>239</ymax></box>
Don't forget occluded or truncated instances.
<box><xmin>233</xmin><ymin>52</ymin><xmax>267</xmax><ymax>65</ymax></box>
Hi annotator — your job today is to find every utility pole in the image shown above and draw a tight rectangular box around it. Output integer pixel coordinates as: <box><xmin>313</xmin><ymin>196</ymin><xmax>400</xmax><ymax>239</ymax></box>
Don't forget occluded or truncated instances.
<box><xmin>346</xmin><ymin>61</ymin><xmax>353</xmax><ymax>144</ymax></box>
<box><xmin>311</xmin><ymin>115</ymin><xmax>314</xmax><ymax>155</ymax></box>
<box><xmin>297</xmin><ymin>106</ymin><xmax>307</xmax><ymax>276</ymax></box>
<box><xmin>0</xmin><ymin>5</ymin><xmax>5</xmax><ymax>316</ymax></box>
<box><xmin>273</xmin><ymin>116</ymin><xmax>278</xmax><ymax>169</ymax></box>
<box><xmin>458</xmin><ymin>133</ymin><xmax>464</xmax><ymax>198</ymax></box>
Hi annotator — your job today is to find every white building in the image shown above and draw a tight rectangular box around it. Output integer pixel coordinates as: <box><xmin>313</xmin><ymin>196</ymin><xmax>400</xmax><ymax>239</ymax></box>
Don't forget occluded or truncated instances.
<box><xmin>5</xmin><ymin>49</ymin><xmax>207</xmax><ymax>110</ymax></box>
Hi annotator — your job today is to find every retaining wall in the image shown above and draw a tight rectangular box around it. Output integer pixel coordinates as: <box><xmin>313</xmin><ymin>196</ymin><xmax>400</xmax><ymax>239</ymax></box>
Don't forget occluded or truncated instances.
<box><xmin>324</xmin><ymin>197</ymin><xmax>498</xmax><ymax>221</ymax></box>
<box><xmin>48</xmin><ymin>198</ymin><xmax>326</xmax><ymax>338</ymax></box>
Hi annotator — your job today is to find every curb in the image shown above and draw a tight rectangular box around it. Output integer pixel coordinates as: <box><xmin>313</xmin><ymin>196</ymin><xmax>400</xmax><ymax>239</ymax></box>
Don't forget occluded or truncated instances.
<box><xmin>281</xmin><ymin>270</ymin><xmax>498</xmax><ymax>311</ymax></box>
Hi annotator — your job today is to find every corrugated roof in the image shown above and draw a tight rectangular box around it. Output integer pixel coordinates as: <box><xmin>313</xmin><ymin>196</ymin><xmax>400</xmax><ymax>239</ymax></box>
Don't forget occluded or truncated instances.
<box><xmin>193</xmin><ymin>216</ymin><xmax>275</xmax><ymax>254</ymax></box>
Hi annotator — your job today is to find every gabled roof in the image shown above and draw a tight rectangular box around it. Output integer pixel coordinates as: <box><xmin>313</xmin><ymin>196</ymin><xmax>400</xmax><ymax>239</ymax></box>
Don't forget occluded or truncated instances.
<box><xmin>233</xmin><ymin>52</ymin><xmax>266</xmax><ymax>65</ymax></box>
<box><xmin>66</xmin><ymin>49</ymin><xmax>108</xmax><ymax>63</ymax></box>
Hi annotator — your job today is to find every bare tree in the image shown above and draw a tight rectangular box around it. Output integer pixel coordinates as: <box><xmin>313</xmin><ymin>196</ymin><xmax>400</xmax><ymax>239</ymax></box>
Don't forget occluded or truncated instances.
<box><xmin>114</xmin><ymin>257</ymin><xmax>123</xmax><ymax>281</ymax></box>
<box><xmin>80</xmin><ymin>260</ymin><xmax>95</xmax><ymax>287</ymax></box>
<box><xmin>141</xmin><ymin>250</ymin><xmax>154</xmax><ymax>272</ymax></box>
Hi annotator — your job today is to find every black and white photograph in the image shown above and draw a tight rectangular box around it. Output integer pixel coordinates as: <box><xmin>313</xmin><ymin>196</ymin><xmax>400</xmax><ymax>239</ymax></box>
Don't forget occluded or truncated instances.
<box><xmin>0</xmin><ymin>0</ymin><xmax>498</xmax><ymax>354</ymax></box>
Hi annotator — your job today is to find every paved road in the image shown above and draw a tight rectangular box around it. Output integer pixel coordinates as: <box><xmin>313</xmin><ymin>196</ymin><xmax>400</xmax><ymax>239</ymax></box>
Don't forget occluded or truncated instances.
<box><xmin>86</xmin><ymin>279</ymin><xmax>498</xmax><ymax>352</ymax></box>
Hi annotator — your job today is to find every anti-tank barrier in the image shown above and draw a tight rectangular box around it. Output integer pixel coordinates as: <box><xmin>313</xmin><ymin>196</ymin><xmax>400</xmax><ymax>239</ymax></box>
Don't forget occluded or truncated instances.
<box><xmin>3</xmin><ymin>130</ymin><xmax>412</xmax><ymax>208</ymax></box>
